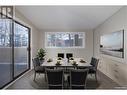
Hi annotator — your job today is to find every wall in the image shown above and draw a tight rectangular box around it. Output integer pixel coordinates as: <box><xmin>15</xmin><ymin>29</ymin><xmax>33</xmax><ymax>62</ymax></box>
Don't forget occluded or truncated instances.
<box><xmin>39</xmin><ymin>30</ymin><xmax>94</xmax><ymax>63</ymax></box>
<box><xmin>14</xmin><ymin>9</ymin><xmax>94</xmax><ymax>67</ymax></box>
<box><xmin>94</xmin><ymin>6</ymin><xmax>127</xmax><ymax>85</ymax></box>
<box><xmin>15</xmin><ymin>9</ymin><xmax>41</xmax><ymax>68</ymax></box>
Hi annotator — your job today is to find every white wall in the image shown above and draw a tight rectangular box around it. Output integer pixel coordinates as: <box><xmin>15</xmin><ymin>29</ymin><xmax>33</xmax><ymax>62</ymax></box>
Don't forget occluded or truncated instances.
<box><xmin>94</xmin><ymin>6</ymin><xmax>127</xmax><ymax>85</ymax></box>
<box><xmin>15</xmin><ymin>9</ymin><xmax>41</xmax><ymax>68</ymax></box>
<box><xmin>39</xmin><ymin>30</ymin><xmax>94</xmax><ymax>63</ymax></box>
<box><xmin>14</xmin><ymin>9</ymin><xmax>94</xmax><ymax>67</ymax></box>
<box><xmin>94</xmin><ymin>7</ymin><xmax>127</xmax><ymax>60</ymax></box>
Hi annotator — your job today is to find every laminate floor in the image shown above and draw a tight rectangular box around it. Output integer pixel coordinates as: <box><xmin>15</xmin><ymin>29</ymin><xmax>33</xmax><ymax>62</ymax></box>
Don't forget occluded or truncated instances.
<box><xmin>7</xmin><ymin>70</ymin><xmax>120</xmax><ymax>89</ymax></box>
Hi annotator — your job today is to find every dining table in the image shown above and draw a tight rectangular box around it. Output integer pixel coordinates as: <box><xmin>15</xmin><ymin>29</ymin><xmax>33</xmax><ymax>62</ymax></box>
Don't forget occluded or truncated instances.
<box><xmin>41</xmin><ymin>58</ymin><xmax>92</xmax><ymax>68</ymax></box>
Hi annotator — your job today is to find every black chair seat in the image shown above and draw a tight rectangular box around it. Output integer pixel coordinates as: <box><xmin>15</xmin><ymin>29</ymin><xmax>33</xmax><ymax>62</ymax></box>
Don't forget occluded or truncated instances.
<box><xmin>71</xmin><ymin>86</ymin><xmax>85</xmax><ymax>89</ymax></box>
<box><xmin>49</xmin><ymin>86</ymin><xmax>63</xmax><ymax>89</ymax></box>
<box><xmin>46</xmin><ymin>69</ymin><xmax>64</xmax><ymax>89</ymax></box>
<box><xmin>32</xmin><ymin>58</ymin><xmax>45</xmax><ymax>81</ymax></box>
<box><xmin>77</xmin><ymin>66</ymin><xmax>89</xmax><ymax>69</ymax></box>
<box><xmin>68</xmin><ymin>69</ymin><xmax>89</xmax><ymax>89</ymax></box>
<box><xmin>35</xmin><ymin>66</ymin><xmax>45</xmax><ymax>73</ymax></box>
<box><xmin>88</xmin><ymin>57</ymin><xmax>99</xmax><ymax>82</ymax></box>
<box><xmin>89</xmin><ymin>68</ymin><xmax>96</xmax><ymax>73</ymax></box>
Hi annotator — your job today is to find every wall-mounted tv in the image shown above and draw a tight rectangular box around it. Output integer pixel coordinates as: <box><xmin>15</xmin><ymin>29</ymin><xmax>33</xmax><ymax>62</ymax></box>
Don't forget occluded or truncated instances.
<box><xmin>100</xmin><ymin>30</ymin><xmax>124</xmax><ymax>58</ymax></box>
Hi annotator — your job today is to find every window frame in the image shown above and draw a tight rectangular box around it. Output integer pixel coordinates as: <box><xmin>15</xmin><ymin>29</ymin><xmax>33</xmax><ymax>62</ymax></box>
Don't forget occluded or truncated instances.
<box><xmin>45</xmin><ymin>32</ymin><xmax>85</xmax><ymax>48</ymax></box>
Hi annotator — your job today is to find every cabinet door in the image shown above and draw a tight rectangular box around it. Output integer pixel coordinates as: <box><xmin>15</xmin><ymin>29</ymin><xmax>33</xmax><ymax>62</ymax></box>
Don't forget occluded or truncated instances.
<box><xmin>115</xmin><ymin>64</ymin><xmax>127</xmax><ymax>85</ymax></box>
<box><xmin>98</xmin><ymin>58</ymin><xmax>107</xmax><ymax>75</ymax></box>
<box><xmin>107</xmin><ymin>60</ymin><xmax>127</xmax><ymax>85</ymax></box>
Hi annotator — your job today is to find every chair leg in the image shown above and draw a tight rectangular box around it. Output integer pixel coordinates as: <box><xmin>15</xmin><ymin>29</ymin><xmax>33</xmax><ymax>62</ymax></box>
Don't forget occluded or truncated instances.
<box><xmin>44</xmin><ymin>73</ymin><xmax>47</xmax><ymax>81</ymax></box>
<box><xmin>34</xmin><ymin>72</ymin><xmax>36</xmax><ymax>81</ymax></box>
<box><xmin>95</xmin><ymin>73</ymin><xmax>98</xmax><ymax>83</ymax></box>
<box><xmin>84</xmin><ymin>84</ymin><xmax>86</xmax><ymax>89</ymax></box>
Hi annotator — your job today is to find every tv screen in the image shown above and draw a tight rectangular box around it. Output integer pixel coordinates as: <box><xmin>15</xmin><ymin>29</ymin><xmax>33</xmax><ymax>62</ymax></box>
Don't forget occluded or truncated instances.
<box><xmin>58</xmin><ymin>53</ymin><xmax>64</xmax><ymax>58</ymax></box>
<box><xmin>100</xmin><ymin>30</ymin><xmax>124</xmax><ymax>58</ymax></box>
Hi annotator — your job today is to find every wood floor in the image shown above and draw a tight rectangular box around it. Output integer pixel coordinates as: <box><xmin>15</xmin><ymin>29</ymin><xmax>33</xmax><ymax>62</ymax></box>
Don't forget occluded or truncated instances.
<box><xmin>7</xmin><ymin>70</ymin><xmax>120</xmax><ymax>89</ymax></box>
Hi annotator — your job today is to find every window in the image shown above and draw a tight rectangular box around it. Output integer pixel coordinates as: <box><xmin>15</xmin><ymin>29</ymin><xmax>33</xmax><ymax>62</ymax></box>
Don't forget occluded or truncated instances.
<box><xmin>14</xmin><ymin>23</ymin><xmax>28</xmax><ymax>47</ymax></box>
<box><xmin>0</xmin><ymin>18</ymin><xmax>30</xmax><ymax>88</ymax></box>
<box><xmin>45</xmin><ymin>32</ymin><xmax>85</xmax><ymax>48</ymax></box>
<box><xmin>0</xmin><ymin>19</ymin><xmax>29</xmax><ymax>48</ymax></box>
<box><xmin>0</xmin><ymin>19</ymin><xmax>11</xmax><ymax>47</ymax></box>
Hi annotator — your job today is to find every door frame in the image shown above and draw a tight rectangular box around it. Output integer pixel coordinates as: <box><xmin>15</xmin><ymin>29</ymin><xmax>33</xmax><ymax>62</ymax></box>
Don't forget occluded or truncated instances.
<box><xmin>0</xmin><ymin>13</ymin><xmax>31</xmax><ymax>89</ymax></box>
<box><xmin>13</xmin><ymin>20</ymin><xmax>31</xmax><ymax>79</ymax></box>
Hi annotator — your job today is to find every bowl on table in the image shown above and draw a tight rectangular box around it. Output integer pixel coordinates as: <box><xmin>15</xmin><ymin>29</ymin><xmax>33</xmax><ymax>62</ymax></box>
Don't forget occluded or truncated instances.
<box><xmin>47</xmin><ymin>58</ymin><xmax>53</xmax><ymax>63</ymax></box>
<box><xmin>72</xmin><ymin>61</ymin><xmax>78</xmax><ymax>66</ymax></box>
<box><xmin>69</xmin><ymin>57</ymin><xmax>74</xmax><ymax>60</ymax></box>
<box><xmin>68</xmin><ymin>57</ymin><xmax>74</xmax><ymax>63</ymax></box>
<box><xmin>55</xmin><ymin>60</ymin><xmax>61</xmax><ymax>66</ymax></box>
<box><xmin>80</xmin><ymin>59</ymin><xmax>86</xmax><ymax>63</ymax></box>
<box><xmin>57</xmin><ymin>57</ymin><xmax>62</xmax><ymax>60</ymax></box>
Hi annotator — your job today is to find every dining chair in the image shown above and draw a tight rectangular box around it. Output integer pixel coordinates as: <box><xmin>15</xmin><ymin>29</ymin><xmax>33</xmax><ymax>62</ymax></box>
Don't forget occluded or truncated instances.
<box><xmin>45</xmin><ymin>68</ymin><xmax>64</xmax><ymax>89</ymax></box>
<box><xmin>32</xmin><ymin>58</ymin><xmax>45</xmax><ymax>81</ymax></box>
<box><xmin>66</xmin><ymin>53</ymin><xmax>73</xmax><ymax>62</ymax></box>
<box><xmin>68</xmin><ymin>69</ymin><xmax>89</xmax><ymax>89</ymax></box>
<box><xmin>89</xmin><ymin>57</ymin><xmax>99</xmax><ymax>82</ymax></box>
<box><xmin>58</xmin><ymin>53</ymin><xmax>64</xmax><ymax>58</ymax></box>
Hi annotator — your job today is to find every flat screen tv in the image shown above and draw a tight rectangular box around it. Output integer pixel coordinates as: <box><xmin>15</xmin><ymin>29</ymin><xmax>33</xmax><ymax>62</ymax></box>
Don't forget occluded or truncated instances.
<box><xmin>100</xmin><ymin>30</ymin><xmax>124</xmax><ymax>58</ymax></box>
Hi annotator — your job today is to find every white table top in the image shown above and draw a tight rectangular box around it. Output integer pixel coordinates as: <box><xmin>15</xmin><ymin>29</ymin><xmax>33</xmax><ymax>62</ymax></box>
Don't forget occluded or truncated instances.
<box><xmin>41</xmin><ymin>59</ymin><xmax>91</xmax><ymax>67</ymax></box>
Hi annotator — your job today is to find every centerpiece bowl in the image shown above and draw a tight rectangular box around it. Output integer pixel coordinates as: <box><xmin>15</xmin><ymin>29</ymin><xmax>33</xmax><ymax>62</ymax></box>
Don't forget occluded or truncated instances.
<box><xmin>55</xmin><ymin>60</ymin><xmax>61</xmax><ymax>66</ymax></box>
<box><xmin>72</xmin><ymin>61</ymin><xmax>78</xmax><ymax>66</ymax></box>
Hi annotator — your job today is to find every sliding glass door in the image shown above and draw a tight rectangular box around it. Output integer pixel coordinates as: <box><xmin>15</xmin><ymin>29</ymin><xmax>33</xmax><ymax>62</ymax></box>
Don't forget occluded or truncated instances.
<box><xmin>0</xmin><ymin>19</ymin><xmax>13</xmax><ymax>88</ymax></box>
<box><xmin>0</xmin><ymin>19</ymin><xmax>30</xmax><ymax>88</ymax></box>
<box><xmin>14</xmin><ymin>22</ymin><xmax>30</xmax><ymax>77</ymax></box>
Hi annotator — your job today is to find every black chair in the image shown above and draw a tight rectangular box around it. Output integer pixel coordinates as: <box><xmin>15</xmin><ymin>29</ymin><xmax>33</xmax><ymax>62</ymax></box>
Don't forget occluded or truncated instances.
<box><xmin>68</xmin><ymin>69</ymin><xmax>89</xmax><ymax>89</ymax></box>
<box><xmin>66</xmin><ymin>53</ymin><xmax>73</xmax><ymax>59</ymax></box>
<box><xmin>46</xmin><ymin>69</ymin><xmax>64</xmax><ymax>89</ymax></box>
<box><xmin>32</xmin><ymin>58</ymin><xmax>45</xmax><ymax>81</ymax></box>
<box><xmin>58</xmin><ymin>53</ymin><xmax>64</xmax><ymax>58</ymax></box>
<box><xmin>89</xmin><ymin>57</ymin><xmax>99</xmax><ymax>82</ymax></box>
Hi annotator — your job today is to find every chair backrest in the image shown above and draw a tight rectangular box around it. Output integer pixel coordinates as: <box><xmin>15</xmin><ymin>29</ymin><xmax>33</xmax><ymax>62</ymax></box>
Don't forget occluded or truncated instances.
<box><xmin>90</xmin><ymin>57</ymin><xmax>99</xmax><ymax>68</ymax></box>
<box><xmin>70</xmin><ymin>69</ymin><xmax>89</xmax><ymax>89</ymax></box>
<box><xmin>46</xmin><ymin>69</ymin><xmax>64</xmax><ymax>89</ymax></box>
<box><xmin>58</xmin><ymin>53</ymin><xmax>64</xmax><ymax>58</ymax></box>
<box><xmin>66</xmin><ymin>53</ymin><xmax>73</xmax><ymax>59</ymax></box>
<box><xmin>32</xmin><ymin>58</ymin><xmax>40</xmax><ymax>68</ymax></box>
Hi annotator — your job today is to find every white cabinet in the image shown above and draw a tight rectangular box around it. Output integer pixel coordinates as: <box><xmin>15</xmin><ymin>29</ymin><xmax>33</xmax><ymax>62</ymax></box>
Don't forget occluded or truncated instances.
<box><xmin>98</xmin><ymin>57</ymin><xmax>127</xmax><ymax>86</ymax></box>
<box><xmin>98</xmin><ymin>59</ymin><xmax>107</xmax><ymax>75</ymax></box>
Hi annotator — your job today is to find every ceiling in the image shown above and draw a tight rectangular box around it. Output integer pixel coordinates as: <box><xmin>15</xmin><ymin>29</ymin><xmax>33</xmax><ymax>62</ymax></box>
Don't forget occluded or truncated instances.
<box><xmin>16</xmin><ymin>6</ymin><xmax>122</xmax><ymax>31</ymax></box>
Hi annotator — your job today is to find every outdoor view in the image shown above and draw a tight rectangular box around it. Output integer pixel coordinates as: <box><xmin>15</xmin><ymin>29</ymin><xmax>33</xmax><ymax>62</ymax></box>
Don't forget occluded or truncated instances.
<box><xmin>46</xmin><ymin>32</ymin><xmax>84</xmax><ymax>48</ymax></box>
<box><xmin>0</xmin><ymin>19</ymin><xmax>13</xmax><ymax>88</ymax></box>
<box><xmin>14</xmin><ymin>22</ymin><xmax>29</xmax><ymax>77</ymax></box>
<box><xmin>0</xmin><ymin>18</ymin><xmax>29</xmax><ymax>88</ymax></box>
